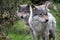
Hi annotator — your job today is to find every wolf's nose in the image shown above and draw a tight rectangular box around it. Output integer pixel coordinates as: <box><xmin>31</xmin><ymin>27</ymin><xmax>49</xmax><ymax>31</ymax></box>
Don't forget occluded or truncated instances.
<box><xmin>44</xmin><ymin>19</ymin><xmax>48</xmax><ymax>23</ymax></box>
<box><xmin>46</xmin><ymin>19</ymin><xmax>48</xmax><ymax>22</ymax></box>
<box><xmin>21</xmin><ymin>16</ymin><xmax>23</xmax><ymax>19</ymax></box>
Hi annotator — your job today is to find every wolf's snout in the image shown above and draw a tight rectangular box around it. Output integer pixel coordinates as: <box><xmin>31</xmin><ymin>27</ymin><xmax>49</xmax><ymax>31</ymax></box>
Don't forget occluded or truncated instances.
<box><xmin>44</xmin><ymin>19</ymin><xmax>48</xmax><ymax>23</ymax></box>
<box><xmin>21</xmin><ymin>16</ymin><xmax>23</xmax><ymax>19</ymax></box>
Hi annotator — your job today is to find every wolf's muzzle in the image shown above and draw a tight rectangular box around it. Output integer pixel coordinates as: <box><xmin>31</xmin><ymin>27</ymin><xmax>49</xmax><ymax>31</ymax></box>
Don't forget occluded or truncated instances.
<box><xmin>44</xmin><ymin>19</ymin><xmax>48</xmax><ymax>23</ymax></box>
<box><xmin>21</xmin><ymin>16</ymin><xmax>23</xmax><ymax>19</ymax></box>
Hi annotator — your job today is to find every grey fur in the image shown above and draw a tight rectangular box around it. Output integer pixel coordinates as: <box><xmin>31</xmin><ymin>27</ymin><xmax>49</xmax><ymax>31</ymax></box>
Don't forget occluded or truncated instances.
<box><xmin>29</xmin><ymin>6</ymin><xmax>49</xmax><ymax>40</ymax></box>
<box><xmin>17</xmin><ymin>4</ymin><xmax>56</xmax><ymax>40</ymax></box>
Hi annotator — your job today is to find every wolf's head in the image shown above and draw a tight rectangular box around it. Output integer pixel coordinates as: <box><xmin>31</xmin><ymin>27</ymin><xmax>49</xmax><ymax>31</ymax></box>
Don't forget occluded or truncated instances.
<box><xmin>17</xmin><ymin>4</ymin><xmax>30</xmax><ymax>19</ymax></box>
<box><xmin>31</xmin><ymin>4</ymin><xmax>48</xmax><ymax>23</ymax></box>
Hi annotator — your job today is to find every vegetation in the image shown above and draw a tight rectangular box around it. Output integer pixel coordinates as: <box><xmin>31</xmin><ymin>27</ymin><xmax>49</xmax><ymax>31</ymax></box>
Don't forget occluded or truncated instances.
<box><xmin>0</xmin><ymin>0</ymin><xmax>60</xmax><ymax>40</ymax></box>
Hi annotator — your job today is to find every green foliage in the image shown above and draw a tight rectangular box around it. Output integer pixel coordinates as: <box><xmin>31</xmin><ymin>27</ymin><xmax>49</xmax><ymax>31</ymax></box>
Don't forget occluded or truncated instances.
<box><xmin>11</xmin><ymin>20</ymin><xmax>29</xmax><ymax>34</ymax></box>
<box><xmin>53</xmin><ymin>0</ymin><xmax>60</xmax><ymax>3</ymax></box>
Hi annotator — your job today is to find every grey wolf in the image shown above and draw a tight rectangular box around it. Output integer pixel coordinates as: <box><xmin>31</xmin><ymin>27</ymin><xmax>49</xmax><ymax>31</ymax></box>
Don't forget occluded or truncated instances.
<box><xmin>17</xmin><ymin>4</ymin><xmax>30</xmax><ymax>25</ymax></box>
<box><xmin>17</xmin><ymin>3</ymin><xmax>56</xmax><ymax>40</ymax></box>
<box><xmin>28</xmin><ymin>4</ymin><xmax>56</xmax><ymax>40</ymax></box>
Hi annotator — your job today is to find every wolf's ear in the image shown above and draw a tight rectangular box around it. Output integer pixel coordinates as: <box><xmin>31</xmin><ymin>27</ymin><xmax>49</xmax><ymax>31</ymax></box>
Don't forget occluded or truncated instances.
<box><xmin>26</xmin><ymin>5</ymin><xmax>30</xmax><ymax>8</ymax></box>
<box><xmin>31</xmin><ymin>4</ymin><xmax>37</xmax><ymax>10</ymax></box>
<box><xmin>17</xmin><ymin>5</ymin><xmax>21</xmax><ymax>9</ymax></box>
<box><xmin>17</xmin><ymin>5</ymin><xmax>19</xmax><ymax>10</ymax></box>
<box><xmin>44</xmin><ymin>1</ymin><xmax>51</xmax><ymax>12</ymax></box>
<box><xmin>17</xmin><ymin>5</ymin><xmax>21</xmax><ymax>8</ymax></box>
<box><xmin>45</xmin><ymin>1</ymin><xmax>50</xmax><ymax>8</ymax></box>
<box><xmin>31</xmin><ymin>4</ymin><xmax>35</xmax><ymax>8</ymax></box>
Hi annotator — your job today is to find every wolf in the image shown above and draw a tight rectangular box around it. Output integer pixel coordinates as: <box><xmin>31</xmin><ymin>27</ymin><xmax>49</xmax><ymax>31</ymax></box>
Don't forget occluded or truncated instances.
<box><xmin>28</xmin><ymin>4</ymin><xmax>56</xmax><ymax>40</ymax></box>
<box><xmin>17</xmin><ymin>4</ymin><xmax>30</xmax><ymax>25</ymax></box>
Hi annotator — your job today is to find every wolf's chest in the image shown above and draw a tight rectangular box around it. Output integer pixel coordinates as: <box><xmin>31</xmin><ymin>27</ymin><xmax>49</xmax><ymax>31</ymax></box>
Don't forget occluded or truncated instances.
<box><xmin>31</xmin><ymin>18</ymin><xmax>46</xmax><ymax>32</ymax></box>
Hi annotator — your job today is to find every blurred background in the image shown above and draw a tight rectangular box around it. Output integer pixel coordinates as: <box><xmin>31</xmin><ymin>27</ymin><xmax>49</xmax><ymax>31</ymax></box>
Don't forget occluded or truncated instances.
<box><xmin>0</xmin><ymin>0</ymin><xmax>60</xmax><ymax>40</ymax></box>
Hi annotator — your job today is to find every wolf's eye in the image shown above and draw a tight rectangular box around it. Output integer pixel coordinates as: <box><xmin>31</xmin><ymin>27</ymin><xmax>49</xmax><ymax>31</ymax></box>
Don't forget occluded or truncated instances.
<box><xmin>18</xmin><ymin>9</ymin><xmax>22</xmax><ymax>12</ymax></box>
<box><xmin>24</xmin><ymin>10</ymin><xmax>29</xmax><ymax>13</ymax></box>
<box><xmin>24</xmin><ymin>10</ymin><xmax>27</xmax><ymax>12</ymax></box>
<box><xmin>40</xmin><ymin>14</ymin><xmax>42</xmax><ymax>15</ymax></box>
<box><xmin>45</xmin><ymin>13</ymin><xmax>48</xmax><ymax>15</ymax></box>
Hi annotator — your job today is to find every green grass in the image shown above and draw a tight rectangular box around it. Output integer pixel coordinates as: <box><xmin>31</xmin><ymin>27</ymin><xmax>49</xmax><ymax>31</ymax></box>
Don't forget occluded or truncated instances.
<box><xmin>7</xmin><ymin>33</ymin><xmax>60</xmax><ymax>40</ymax></box>
<box><xmin>8</xmin><ymin>33</ymin><xmax>31</xmax><ymax>40</ymax></box>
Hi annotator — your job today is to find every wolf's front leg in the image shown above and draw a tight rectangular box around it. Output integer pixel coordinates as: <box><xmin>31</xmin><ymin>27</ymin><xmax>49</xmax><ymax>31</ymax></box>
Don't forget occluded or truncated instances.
<box><xmin>45</xmin><ymin>32</ymin><xmax>49</xmax><ymax>40</ymax></box>
<box><xmin>36</xmin><ymin>34</ymin><xmax>40</xmax><ymax>40</ymax></box>
<box><xmin>45</xmin><ymin>27</ymin><xmax>49</xmax><ymax>40</ymax></box>
<box><xmin>30</xmin><ymin>28</ymin><xmax>34</xmax><ymax>40</ymax></box>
